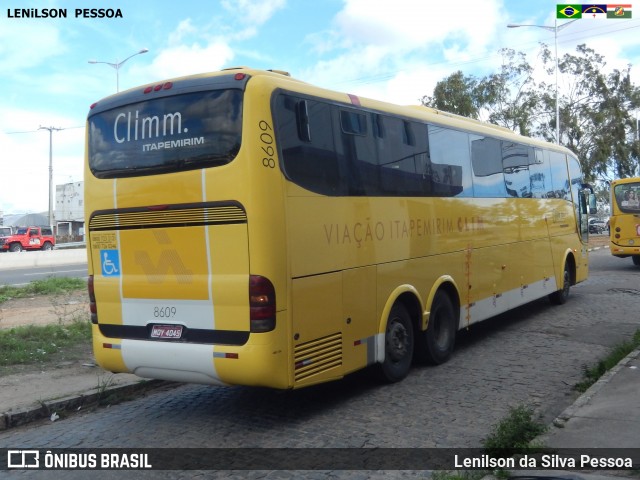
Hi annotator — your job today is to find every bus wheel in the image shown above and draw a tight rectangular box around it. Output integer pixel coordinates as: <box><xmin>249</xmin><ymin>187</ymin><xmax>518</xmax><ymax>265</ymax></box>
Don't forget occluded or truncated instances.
<box><xmin>418</xmin><ymin>290</ymin><xmax>456</xmax><ymax>365</ymax></box>
<box><xmin>377</xmin><ymin>303</ymin><xmax>414</xmax><ymax>383</ymax></box>
<box><xmin>549</xmin><ymin>262</ymin><xmax>571</xmax><ymax>305</ymax></box>
<box><xmin>632</xmin><ymin>255</ymin><xmax>640</xmax><ymax>266</ymax></box>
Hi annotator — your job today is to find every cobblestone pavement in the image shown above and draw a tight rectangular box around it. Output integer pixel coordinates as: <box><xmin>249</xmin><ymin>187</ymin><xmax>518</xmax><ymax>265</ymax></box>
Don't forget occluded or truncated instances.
<box><xmin>1</xmin><ymin>249</ymin><xmax>639</xmax><ymax>479</ymax></box>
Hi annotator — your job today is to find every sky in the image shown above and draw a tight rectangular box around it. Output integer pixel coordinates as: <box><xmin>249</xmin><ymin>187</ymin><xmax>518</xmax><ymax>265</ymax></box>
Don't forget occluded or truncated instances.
<box><xmin>1</xmin><ymin>0</ymin><xmax>639</xmax><ymax>215</ymax></box>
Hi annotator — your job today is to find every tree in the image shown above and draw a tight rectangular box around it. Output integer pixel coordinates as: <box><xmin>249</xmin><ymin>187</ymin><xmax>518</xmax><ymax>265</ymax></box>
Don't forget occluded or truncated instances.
<box><xmin>536</xmin><ymin>44</ymin><xmax>640</xmax><ymax>181</ymax></box>
<box><xmin>421</xmin><ymin>44</ymin><xmax>640</xmax><ymax>182</ymax></box>
<box><xmin>475</xmin><ymin>49</ymin><xmax>541</xmax><ymax>136</ymax></box>
<box><xmin>420</xmin><ymin>71</ymin><xmax>481</xmax><ymax>119</ymax></box>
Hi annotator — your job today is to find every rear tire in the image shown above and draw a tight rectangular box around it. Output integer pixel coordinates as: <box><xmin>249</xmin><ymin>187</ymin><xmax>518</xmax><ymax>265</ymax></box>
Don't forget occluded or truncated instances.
<box><xmin>416</xmin><ymin>290</ymin><xmax>457</xmax><ymax>365</ymax></box>
<box><xmin>632</xmin><ymin>255</ymin><xmax>640</xmax><ymax>266</ymax></box>
<box><xmin>549</xmin><ymin>262</ymin><xmax>571</xmax><ymax>305</ymax></box>
<box><xmin>377</xmin><ymin>303</ymin><xmax>414</xmax><ymax>383</ymax></box>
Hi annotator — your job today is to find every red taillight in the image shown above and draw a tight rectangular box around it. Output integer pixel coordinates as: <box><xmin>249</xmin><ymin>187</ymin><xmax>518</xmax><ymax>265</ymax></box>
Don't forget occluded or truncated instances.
<box><xmin>143</xmin><ymin>82</ymin><xmax>172</xmax><ymax>94</ymax></box>
<box><xmin>235</xmin><ymin>73</ymin><xmax>246</xmax><ymax>81</ymax></box>
<box><xmin>90</xmin><ymin>102</ymin><xmax>98</xmax><ymax>109</ymax></box>
<box><xmin>88</xmin><ymin>275</ymin><xmax>98</xmax><ymax>324</ymax></box>
<box><xmin>249</xmin><ymin>275</ymin><xmax>275</xmax><ymax>332</ymax></box>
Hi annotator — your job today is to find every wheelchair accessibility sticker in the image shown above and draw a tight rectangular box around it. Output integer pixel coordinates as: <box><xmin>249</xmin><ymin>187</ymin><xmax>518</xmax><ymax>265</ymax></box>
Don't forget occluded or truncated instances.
<box><xmin>101</xmin><ymin>250</ymin><xmax>120</xmax><ymax>277</ymax></box>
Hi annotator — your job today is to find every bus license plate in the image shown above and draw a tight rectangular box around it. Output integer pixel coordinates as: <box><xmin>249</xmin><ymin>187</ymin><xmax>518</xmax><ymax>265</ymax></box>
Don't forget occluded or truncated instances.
<box><xmin>150</xmin><ymin>324</ymin><xmax>183</xmax><ymax>340</ymax></box>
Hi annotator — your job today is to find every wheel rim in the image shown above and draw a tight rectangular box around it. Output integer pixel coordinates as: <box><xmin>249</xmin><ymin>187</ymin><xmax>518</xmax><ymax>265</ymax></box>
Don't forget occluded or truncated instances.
<box><xmin>387</xmin><ymin>319</ymin><xmax>409</xmax><ymax>363</ymax></box>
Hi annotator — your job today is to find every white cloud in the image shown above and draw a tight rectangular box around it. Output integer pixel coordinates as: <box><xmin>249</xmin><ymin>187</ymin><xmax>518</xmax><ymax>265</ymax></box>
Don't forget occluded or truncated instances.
<box><xmin>221</xmin><ymin>0</ymin><xmax>286</xmax><ymax>27</ymax></box>
<box><xmin>145</xmin><ymin>41</ymin><xmax>235</xmax><ymax>80</ymax></box>
<box><xmin>301</xmin><ymin>0</ymin><xmax>507</xmax><ymax>105</ymax></box>
<box><xmin>168</xmin><ymin>19</ymin><xmax>198</xmax><ymax>45</ymax></box>
<box><xmin>0</xmin><ymin>23</ymin><xmax>67</xmax><ymax>75</ymax></box>
<box><xmin>332</xmin><ymin>0</ymin><xmax>504</xmax><ymax>52</ymax></box>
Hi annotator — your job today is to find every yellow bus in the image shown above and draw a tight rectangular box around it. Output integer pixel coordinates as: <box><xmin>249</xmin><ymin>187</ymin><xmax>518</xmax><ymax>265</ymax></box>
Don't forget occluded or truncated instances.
<box><xmin>609</xmin><ymin>177</ymin><xmax>640</xmax><ymax>265</ymax></box>
<box><xmin>85</xmin><ymin>67</ymin><xmax>594</xmax><ymax>389</ymax></box>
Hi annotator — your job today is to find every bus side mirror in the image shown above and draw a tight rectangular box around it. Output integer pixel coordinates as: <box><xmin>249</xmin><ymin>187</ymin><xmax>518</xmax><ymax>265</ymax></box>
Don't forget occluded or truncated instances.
<box><xmin>588</xmin><ymin>193</ymin><xmax>597</xmax><ymax>214</ymax></box>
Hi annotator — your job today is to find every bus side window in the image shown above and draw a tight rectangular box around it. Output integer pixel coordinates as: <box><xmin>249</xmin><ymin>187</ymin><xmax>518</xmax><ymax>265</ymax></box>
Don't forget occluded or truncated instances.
<box><xmin>275</xmin><ymin>94</ymin><xmax>344</xmax><ymax>195</ymax></box>
<box><xmin>296</xmin><ymin>100</ymin><xmax>311</xmax><ymax>142</ymax></box>
<box><xmin>470</xmin><ymin>134</ymin><xmax>506</xmax><ymax>198</ymax></box>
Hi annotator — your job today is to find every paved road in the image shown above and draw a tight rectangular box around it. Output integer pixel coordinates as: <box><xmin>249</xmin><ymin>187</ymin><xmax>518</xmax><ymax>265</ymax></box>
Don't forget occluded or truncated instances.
<box><xmin>1</xmin><ymin>248</ymin><xmax>639</xmax><ymax>479</ymax></box>
<box><xmin>0</xmin><ymin>264</ymin><xmax>88</xmax><ymax>286</ymax></box>
<box><xmin>0</xmin><ymin>249</ymin><xmax>87</xmax><ymax>286</ymax></box>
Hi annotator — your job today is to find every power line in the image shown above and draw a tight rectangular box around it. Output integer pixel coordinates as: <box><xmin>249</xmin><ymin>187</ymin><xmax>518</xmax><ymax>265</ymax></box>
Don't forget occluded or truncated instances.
<box><xmin>4</xmin><ymin>125</ymin><xmax>84</xmax><ymax>135</ymax></box>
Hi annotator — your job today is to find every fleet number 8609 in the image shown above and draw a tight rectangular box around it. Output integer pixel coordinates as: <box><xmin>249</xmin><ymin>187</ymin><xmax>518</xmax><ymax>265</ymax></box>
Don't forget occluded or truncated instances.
<box><xmin>154</xmin><ymin>307</ymin><xmax>177</xmax><ymax>318</ymax></box>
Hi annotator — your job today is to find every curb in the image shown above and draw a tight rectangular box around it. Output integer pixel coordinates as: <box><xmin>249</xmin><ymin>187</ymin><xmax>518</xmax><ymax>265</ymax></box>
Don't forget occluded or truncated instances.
<box><xmin>0</xmin><ymin>379</ymin><xmax>177</xmax><ymax>431</ymax></box>
<box><xmin>549</xmin><ymin>347</ymin><xmax>640</xmax><ymax>429</ymax></box>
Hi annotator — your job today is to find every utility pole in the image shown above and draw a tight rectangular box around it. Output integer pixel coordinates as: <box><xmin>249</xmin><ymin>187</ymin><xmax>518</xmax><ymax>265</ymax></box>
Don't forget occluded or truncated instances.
<box><xmin>38</xmin><ymin>126</ymin><xmax>62</xmax><ymax>227</ymax></box>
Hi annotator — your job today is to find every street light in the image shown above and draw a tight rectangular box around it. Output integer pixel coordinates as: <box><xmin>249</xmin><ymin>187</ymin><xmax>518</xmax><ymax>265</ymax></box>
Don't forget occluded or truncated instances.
<box><xmin>88</xmin><ymin>48</ymin><xmax>149</xmax><ymax>92</ymax></box>
<box><xmin>507</xmin><ymin>19</ymin><xmax>577</xmax><ymax>144</ymax></box>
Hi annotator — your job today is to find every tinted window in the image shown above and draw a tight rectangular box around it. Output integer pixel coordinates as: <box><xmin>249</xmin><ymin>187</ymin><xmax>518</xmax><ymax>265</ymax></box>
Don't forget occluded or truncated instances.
<box><xmin>377</xmin><ymin>117</ymin><xmax>431</xmax><ymax>196</ymax></box>
<box><xmin>470</xmin><ymin>135</ymin><xmax>506</xmax><ymax>197</ymax></box>
<box><xmin>529</xmin><ymin>149</ymin><xmax>553</xmax><ymax>198</ymax></box>
<box><xmin>89</xmin><ymin>89</ymin><xmax>242</xmax><ymax>178</ymax></box>
<box><xmin>548</xmin><ymin>152</ymin><xmax>569</xmax><ymax>200</ymax></box>
<box><xmin>427</xmin><ymin>125</ymin><xmax>471</xmax><ymax>197</ymax></box>
<box><xmin>340</xmin><ymin>111</ymin><xmax>367</xmax><ymax>135</ymax></box>
<box><xmin>502</xmin><ymin>141</ymin><xmax>531</xmax><ymax>198</ymax></box>
<box><xmin>336</xmin><ymin>108</ymin><xmax>377</xmax><ymax>195</ymax></box>
<box><xmin>276</xmin><ymin>96</ymin><xmax>344</xmax><ymax>195</ymax></box>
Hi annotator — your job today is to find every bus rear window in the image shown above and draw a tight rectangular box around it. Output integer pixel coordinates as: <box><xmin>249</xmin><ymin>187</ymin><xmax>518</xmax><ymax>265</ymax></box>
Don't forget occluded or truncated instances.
<box><xmin>614</xmin><ymin>182</ymin><xmax>640</xmax><ymax>213</ymax></box>
<box><xmin>88</xmin><ymin>89</ymin><xmax>242</xmax><ymax>178</ymax></box>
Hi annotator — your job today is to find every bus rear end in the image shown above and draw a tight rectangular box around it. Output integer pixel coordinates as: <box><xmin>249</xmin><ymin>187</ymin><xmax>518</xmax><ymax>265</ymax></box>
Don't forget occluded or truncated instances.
<box><xmin>85</xmin><ymin>70</ymin><xmax>290</xmax><ymax>387</ymax></box>
<box><xmin>610</xmin><ymin>178</ymin><xmax>640</xmax><ymax>265</ymax></box>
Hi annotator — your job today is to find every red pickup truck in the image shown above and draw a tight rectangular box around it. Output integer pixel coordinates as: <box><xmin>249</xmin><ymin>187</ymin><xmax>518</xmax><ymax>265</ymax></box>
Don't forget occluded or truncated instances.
<box><xmin>0</xmin><ymin>226</ymin><xmax>55</xmax><ymax>252</ymax></box>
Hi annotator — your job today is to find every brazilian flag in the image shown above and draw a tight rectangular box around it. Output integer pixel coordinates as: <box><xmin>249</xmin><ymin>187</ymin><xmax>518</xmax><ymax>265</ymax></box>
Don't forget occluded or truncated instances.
<box><xmin>557</xmin><ymin>4</ymin><xmax>582</xmax><ymax>18</ymax></box>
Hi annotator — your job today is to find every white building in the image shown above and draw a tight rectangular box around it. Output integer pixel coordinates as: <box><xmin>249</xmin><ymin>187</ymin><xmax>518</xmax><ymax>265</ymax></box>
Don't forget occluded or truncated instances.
<box><xmin>55</xmin><ymin>181</ymin><xmax>84</xmax><ymax>238</ymax></box>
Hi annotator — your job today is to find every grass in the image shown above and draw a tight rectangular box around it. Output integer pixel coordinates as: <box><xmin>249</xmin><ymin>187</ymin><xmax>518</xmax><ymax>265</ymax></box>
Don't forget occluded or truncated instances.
<box><xmin>0</xmin><ymin>319</ymin><xmax>92</xmax><ymax>367</ymax></box>
<box><xmin>574</xmin><ymin>329</ymin><xmax>640</xmax><ymax>393</ymax></box>
<box><xmin>0</xmin><ymin>277</ymin><xmax>86</xmax><ymax>304</ymax></box>
<box><xmin>482</xmin><ymin>405</ymin><xmax>547</xmax><ymax>457</ymax></box>
<box><xmin>0</xmin><ymin>277</ymin><xmax>91</xmax><ymax>369</ymax></box>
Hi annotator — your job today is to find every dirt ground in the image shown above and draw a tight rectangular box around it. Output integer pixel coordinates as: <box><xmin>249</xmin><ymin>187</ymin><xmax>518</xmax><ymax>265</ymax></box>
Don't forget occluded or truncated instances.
<box><xmin>0</xmin><ymin>289</ymin><xmax>89</xmax><ymax>330</ymax></box>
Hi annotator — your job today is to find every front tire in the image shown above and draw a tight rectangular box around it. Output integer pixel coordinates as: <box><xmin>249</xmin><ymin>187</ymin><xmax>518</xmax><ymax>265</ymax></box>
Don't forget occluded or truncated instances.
<box><xmin>377</xmin><ymin>303</ymin><xmax>414</xmax><ymax>383</ymax></box>
<box><xmin>9</xmin><ymin>243</ymin><xmax>22</xmax><ymax>252</ymax></box>
<box><xmin>632</xmin><ymin>255</ymin><xmax>640</xmax><ymax>266</ymax></box>
<box><xmin>42</xmin><ymin>242</ymin><xmax>53</xmax><ymax>251</ymax></box>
